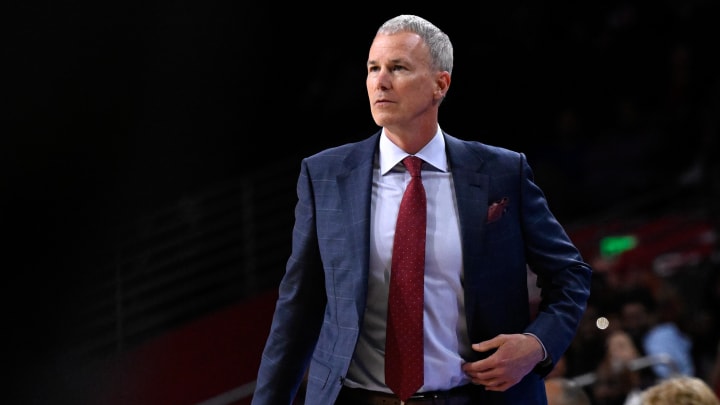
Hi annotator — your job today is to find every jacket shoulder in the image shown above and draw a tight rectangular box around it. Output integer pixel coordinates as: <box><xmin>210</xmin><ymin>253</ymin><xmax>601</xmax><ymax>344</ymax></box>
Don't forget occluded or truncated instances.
<box><xmin>304</xmin><ymin>133</ymin><xmax>379</xmax><ymax>163</ymax></box>
<box><xmin>444</xmin><ymin>132</ymin><xmax>525</xmax><ymax>167</ymax></box>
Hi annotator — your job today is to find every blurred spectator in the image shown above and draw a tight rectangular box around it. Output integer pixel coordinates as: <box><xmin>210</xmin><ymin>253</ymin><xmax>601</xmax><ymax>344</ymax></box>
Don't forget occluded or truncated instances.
<box><xmin>591</xmin><ymin>359</ymin><xmax>643</xmax><ymax>405</ymax></box>
<box><xmin>711</xmin><ymin>342</ymin><xmax>720</xmax><ymax>398</ymax></box>
<box><xmin>640</xmin><ymin>375</ymin><xmax>720</xmax><ymax>405</ymax></box>
<box><xmin>545</xmin><ymin>377</ymin><xmax>591</xmax><ymax>405</ymax></box>
<box><xmin>566</xmin><ymin>302</ymin><xmax>607</xmax><ymax>378</ymax></box>
<box><xmin>643</xmin><ymin>282</ymin><xmax>695</xmax><ymax>378</ymax></box>
<box><xmin>595</xmin><ymin>271</ymin><xmax>698</xmax><ymax>378</ymax></box>
<box><xmin>591</xmin><ymin>330</ymin><xmax>645</xmax><ymax>405</ymax></box>
<box><xmin>618</xmin><ymin>287</ymin><xmax>656</xmax><ymax>355</ymax></box>
<box><xmin>606</xmin><ymin>330</ymin><xmax>642</xmax><ymax>367</ymax></box>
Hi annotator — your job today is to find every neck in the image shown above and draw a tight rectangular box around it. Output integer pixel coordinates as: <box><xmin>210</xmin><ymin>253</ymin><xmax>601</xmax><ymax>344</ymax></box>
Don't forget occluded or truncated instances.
<box><xmin>385</xmin><ymin>124</ymin><xmax>438</xmax><ymax>155</ymax></box>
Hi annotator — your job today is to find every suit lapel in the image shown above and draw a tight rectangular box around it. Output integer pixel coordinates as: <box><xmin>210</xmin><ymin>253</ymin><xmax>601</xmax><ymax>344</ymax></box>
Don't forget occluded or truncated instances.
<box><xmin>445</xmin><ymin>134</ymin><xmax>490</xmax><ymax>286</ymax></box>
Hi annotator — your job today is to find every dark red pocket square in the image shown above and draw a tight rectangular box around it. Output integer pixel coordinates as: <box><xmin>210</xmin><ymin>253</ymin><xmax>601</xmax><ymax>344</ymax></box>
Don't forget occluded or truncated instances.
<box><xmin>487</xmin><ymin>197</ymin><xmax>509</xmax><ymax>223</ymax></box>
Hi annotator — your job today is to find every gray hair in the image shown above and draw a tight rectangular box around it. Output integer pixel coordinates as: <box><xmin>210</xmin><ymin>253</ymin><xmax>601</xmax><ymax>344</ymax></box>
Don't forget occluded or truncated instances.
<box><xmin>377</xmin><ymin>15</ymin><xmax>454</xmax><ymax>75</ymax></box>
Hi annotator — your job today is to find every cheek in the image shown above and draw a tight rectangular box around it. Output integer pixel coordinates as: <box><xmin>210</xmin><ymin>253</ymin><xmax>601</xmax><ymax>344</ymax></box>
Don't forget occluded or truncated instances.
<box><xmin>401</xmin><ymin>79</ymin><xmax>433</xmax><ymax>98</ymax></box>
<box><xmin>366</xmin><ymin>72</ymin><xmax>381</xmax><ymax>89</ymax></box>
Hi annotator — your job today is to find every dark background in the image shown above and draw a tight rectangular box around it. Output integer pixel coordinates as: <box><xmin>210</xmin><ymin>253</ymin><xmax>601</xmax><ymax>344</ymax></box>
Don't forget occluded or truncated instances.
<box><xmin>6</xmin><ymin>2</ymin><xmax>720</xmax><ymax>404</ymax></box>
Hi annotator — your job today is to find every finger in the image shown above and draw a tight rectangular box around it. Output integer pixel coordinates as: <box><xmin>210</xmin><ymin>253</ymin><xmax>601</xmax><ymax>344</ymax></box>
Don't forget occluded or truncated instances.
<box><xmin>470</xmin><ymin>372</ymin><xmax>492</xmax><ymax>386</ymax></box>
<box><xmin>463</xmin><ymin>359</ymin><xmax>495</xmax><ymax>374</ymax></box>
<box><xmin>483</xmin><ymin>379</ymin><xmax>509</xmax><ymax>392</ymax></box>
<box><xmin>472</xmin><ymin>334</ymin><xmax>505</xmax><ymax>352</ymax></box>
<box><xmin>471</xmin><ymin>367</ymin><xmax>502</xmax><ymax>385</ymax></box>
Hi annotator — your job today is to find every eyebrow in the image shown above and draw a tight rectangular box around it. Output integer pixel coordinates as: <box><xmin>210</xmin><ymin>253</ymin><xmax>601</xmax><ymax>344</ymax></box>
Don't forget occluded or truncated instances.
<box><xmin>367</xmin><ymin>58</ymin><xmax>408</xmax><ymax>67</ymax></box>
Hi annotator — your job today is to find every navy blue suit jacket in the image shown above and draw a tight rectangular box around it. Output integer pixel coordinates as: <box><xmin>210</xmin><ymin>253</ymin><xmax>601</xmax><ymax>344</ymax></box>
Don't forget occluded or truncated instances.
<box><xmin>252</xmin><ymin>132</ymin><xmax>592</xmax><ymax>405</ymax></box>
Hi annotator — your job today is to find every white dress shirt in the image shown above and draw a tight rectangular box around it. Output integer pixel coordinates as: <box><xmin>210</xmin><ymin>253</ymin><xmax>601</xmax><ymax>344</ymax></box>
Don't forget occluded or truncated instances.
<box><xmin>344</xmin><ymin>127</ymin><xmax>473</xmax><ymax>392</ymax></box>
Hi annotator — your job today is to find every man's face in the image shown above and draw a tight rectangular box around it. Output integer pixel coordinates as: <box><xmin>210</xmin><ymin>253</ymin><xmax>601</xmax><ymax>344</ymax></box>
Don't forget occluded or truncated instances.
<box><xmin>366</xmin><ymin>32</ymin><xmax>440</xmax><ymax>131</ymax></box>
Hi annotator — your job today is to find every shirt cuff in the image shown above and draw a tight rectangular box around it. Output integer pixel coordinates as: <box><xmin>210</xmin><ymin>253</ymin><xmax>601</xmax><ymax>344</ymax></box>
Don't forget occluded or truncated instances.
<box><xmin>523</xmin><ymin>333</ymin><xmax>548</xmax><ymax>362</ymax></box>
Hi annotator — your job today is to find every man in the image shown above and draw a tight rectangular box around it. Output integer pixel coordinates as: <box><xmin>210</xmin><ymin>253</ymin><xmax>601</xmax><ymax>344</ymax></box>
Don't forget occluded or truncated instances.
<box><xmin>252</xmin><ymin>14</ymin><xmax>592</xmax><ymax>405</ymax></box>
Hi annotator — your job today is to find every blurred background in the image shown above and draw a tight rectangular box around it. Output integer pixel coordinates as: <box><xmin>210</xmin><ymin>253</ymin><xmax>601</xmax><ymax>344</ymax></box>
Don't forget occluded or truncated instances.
<box><xmin>5</xmin><ymin>2</ymin><xmax>719</xmax><ymax>404</ymax></box>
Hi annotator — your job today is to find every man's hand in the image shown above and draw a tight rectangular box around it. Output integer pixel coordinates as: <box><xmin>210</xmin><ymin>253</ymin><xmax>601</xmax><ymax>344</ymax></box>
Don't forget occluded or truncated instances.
<box><xmin>461</xmin><ymin>334</ymin><xmax>544</xmax><ymax>391</ymax></box>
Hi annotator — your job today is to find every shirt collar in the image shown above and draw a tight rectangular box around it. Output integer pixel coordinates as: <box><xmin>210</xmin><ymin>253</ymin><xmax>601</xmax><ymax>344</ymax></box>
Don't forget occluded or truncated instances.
<box><xmin>379</xmin><ymin>127</ymin><xmax>448</xmax><ymax>175</ymax></box>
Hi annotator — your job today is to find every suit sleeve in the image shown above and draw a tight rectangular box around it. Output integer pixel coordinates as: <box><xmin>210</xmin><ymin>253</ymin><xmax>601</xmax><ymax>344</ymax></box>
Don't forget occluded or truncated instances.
<box><xmin>252</xmin><ymin>159</ymin><xmax>327</xmax><ymax>404</ymax></box>
<box><xmin>518</xmin><ymin>153</ymin><xmax>592</xmax><ymax>377</ymax></box>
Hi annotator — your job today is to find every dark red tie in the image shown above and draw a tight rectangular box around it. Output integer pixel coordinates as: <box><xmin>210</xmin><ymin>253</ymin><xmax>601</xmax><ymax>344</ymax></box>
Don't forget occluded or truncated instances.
<box><xmin>385</xmin><ymin>156</ymin><xmax>426</xmax><ymax>402</ymax></box>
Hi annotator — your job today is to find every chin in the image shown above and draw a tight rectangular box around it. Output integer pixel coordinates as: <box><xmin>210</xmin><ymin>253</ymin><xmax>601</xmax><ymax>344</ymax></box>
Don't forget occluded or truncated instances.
<box><xmin>370</xmin><ymin>113</ymin><xmax>394</xmax><ymax>128</ymax></box>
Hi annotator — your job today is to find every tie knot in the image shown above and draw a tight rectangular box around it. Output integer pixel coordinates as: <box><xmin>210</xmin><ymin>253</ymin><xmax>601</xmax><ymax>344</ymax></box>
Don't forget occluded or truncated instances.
<box><xmin>403</xmin><ymin>156</ymin><xmax>423</xmax><ymax>178</ymax></box>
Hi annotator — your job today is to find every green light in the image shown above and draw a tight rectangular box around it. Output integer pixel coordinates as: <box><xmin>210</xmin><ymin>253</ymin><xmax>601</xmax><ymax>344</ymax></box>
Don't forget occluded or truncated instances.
<box><xmin>600</xmin><ymin>235</ymin><xmax>638</xmax><ymax>257</ymax></box>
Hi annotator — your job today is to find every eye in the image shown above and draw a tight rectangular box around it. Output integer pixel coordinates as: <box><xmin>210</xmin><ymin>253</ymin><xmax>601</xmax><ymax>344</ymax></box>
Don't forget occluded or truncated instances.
<box><xmin>392</xmin><ymin>65</ymin><xmax>406</xmax><ymax>71</ymax></box>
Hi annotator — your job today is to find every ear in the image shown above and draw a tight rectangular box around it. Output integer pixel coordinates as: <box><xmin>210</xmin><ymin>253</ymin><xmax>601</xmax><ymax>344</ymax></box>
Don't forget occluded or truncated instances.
<box><xmin>434</xmin><ymin>71</ymin><xmax>451</xmax><ymax>100</ymax></box>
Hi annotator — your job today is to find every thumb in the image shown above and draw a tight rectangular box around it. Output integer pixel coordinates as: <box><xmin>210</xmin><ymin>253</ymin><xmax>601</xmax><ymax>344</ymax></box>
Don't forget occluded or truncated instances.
<box><xmin>472</xmin><ymin>335</ymin><xmax>505</xmax><ymax>353</ymax></box>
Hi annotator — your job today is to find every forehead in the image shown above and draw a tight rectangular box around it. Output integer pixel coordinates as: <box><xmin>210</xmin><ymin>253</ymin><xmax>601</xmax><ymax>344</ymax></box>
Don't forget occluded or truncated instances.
<box><xmin>368</xmin><ymin>32</ymin><xmax>429</xmax><ymax>63</ymax></box>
